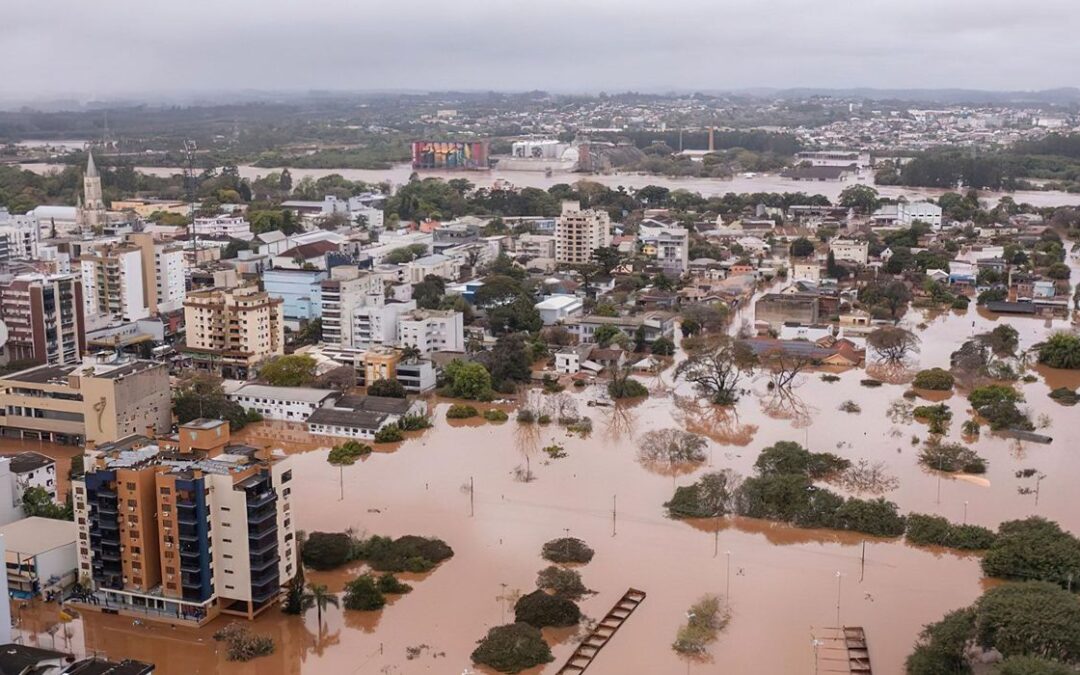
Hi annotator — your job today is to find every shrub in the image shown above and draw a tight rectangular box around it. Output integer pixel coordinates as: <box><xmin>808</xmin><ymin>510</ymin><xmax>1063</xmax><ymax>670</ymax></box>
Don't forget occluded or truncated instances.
<box><xmin>541</xmin><ymin>537</ymin><xmax>594</xmax><ymax>564</ymax></box>
<box><xmin>447</xmin><ymin>404</ymin><xmax>479</xmax><ymax>419</ymax></box>
<box><xmin>665</xmin><ymin>470</ymin><xmax>742</xmax><ymax>519</ymax></box>
<box><xmin>913</xmin><ymin>404</ymin><xmax>953</xmax><ymax>435</ymax></box>
<box><xmin>651</xmin><ymin>336</ymin><xmax>676</xmax><ymax>356</ymax></box>
<box><xmin>913</xmin><ymin>368</ymin><xmax>954</xmax><ymax>391</ymax></box>
<box><xmin>374</xmin><ymin>425</ymin><xmax>404</xmax><ymax>443</ymax></box>
<box><xmin>995</xmin><ymin>656</ymin><xmax>1075</xmax><ymax>674</ymax></box>
<box><xmin>860</xmin><ymin>378</ymin><xmax>883</xmax><ymax>387</ymax></box>
<box><xmin>343</xmin><ymin>574</ymin><xmax>385</xmax><ymax>611</ymax></box>
<box><xmin>753</xmin><ymin>441</ymin><xmax>850</xmax><ymax>479</ymax></box>
<box><xmin>483</xmin><ymin>408</ymin><xmax>509</xmax><ymax>422</ymax></box>
<box><xmin>367</xmin><ymin>378</ymin><xmax>406</xmax><ymax>398</ymax></box>
<box><xmin>214</xmin><ymin>624</ymin><xmax>275</xmax><ymax>662</ymax></box>
<box><xmin>821</xmin><ymin>374</ymin><xmax>841</xmax><ymax>383</ymax></box>
<box><xmin>442</xmin><ymin>359</ymin><xmax>495</xmax><ymax>400</ymax></box>
<box><xmin>302</xmin><ymin>532</ymin><xmax>354</xmax><ymax>570</ymax></box>
<box><xmin>918</xmin><ymin>442</ymin><xmax>987</xmax><ymax>474</ymax></box>
<box><xmin>839</xmin><ymin>400</ymin><xmax>861</xmax><ymax>413</ymax></box>
<box><xmin>397</xmin><ymin>413</ymin><xmax>432</xmax><ymax>431</ymax></box>
<box><xmin>1038</xmin><ymin>332</ymin><xmax>1080</xmax><ymax>370</ymax></box>
<box><xmin>968</xmin><ymin>385</ymin><xmax>1032</xmax><ymax>431</ymax></box>
<box><xmin>537</xmin><ymin>414</ymin><xmax>552</xmax><ymax>424</ymax></box>
<box><xmin>516</xmin><ymin>408</ymin><xmax>536</xmax><ymax>423</ymax></box>
<box><xmin>831</xmin><ymin>498</ymin><xmax>907</xmax><ymax>537</ymax></box>
<box><xmin>608</xmin><ymin>377</ymin><xmax>648</xmax><ymax>399</ymax></box>
<box><xmin>906</xmin><ymin>514</ymin><xmax>997</xmax><ymax>550</ymax></box>
<box><xmin>950</xmin><ymin>295</ymin><xmax>970</xmax><ymax>310</ymax></box>
<box><xmin>1049</xmin><ymin>387</ymin><xmax>1079</xmax><ymax>406</ymax></box>
<box><xmin>543</xmin><ymin>444</ymin><xmax>567</xmax><ymax>459</ymax></box>
<box><xmin>905</xmin><ymin>607</ymin><xmax>976</xmax><ymax>675</ymax></box>
<box><xmin>981</xmin><ymin>518</ymin><xmax>1080</xmax><ymax>588</ymax></box>
<box><xmin>536</xmin><ymin>566</ymin><xmax>589</xmax><ymax>600</ymax></box>
<box><xmin>471</xmin><ymin>623</ymin><xmax>554</xmax><ymax>673</ymax></box>
<box><xmin>514</xmin><ymin>589</ymin><xmax>581</xmax><ymax>628</ymax></box>
<box><xmin>565</xmin><ymin>417</ymin><xmax>593</xmax><ymax>434</ymax></box>
<box><xmin>327</xmin><ymin>441</ymin><xmax>372</xmax><ymax>466</ymax></box>
<box><xmin>672</xmin><ymin>595</ymin><xmax>730</xmax><ymax>655</ymax></box>
<box><xmin>354</xmin><ymin>535</ymin><xmax>455</xmax><ymax>573</ymax></box>
<box><xmin>376</xmin><ymin>573</ymin><xmax>413</xmax><ymax>595</ymax></box>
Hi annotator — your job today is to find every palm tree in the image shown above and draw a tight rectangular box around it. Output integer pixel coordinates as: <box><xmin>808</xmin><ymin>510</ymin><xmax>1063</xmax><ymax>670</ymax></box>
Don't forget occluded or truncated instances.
<box><xmin>301</xmin><ymin>583</ymin><xmax>339</xmax><ymax>626</ymax></box>
<box><xmin>400</xmin><ymin>344</ymin><xmax>422</xmax><ymax>363</ymax></box>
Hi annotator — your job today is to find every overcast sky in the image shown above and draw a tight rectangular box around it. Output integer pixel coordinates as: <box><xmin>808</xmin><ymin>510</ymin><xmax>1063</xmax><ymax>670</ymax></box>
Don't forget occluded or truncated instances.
<box><xmin>3</xmin><ymin>0</ymin><xmax>1079</xmax><ymax>101</ymax></box>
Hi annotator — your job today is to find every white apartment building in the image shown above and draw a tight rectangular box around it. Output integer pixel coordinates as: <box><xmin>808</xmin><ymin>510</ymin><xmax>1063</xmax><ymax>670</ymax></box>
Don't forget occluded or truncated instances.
<box><xmin>555</xmin><ymin>201</ymin><xmax>611</xmax><ymax>264</ymax></box>
<box><xmin>9</xmin><ymin>451</ymin><xmax>58</xmax><ymax>504</ymax></box>
<box><xmin>405</xmin><ymin>254</ymin><xmax>461</xmax><ymax>284</ymax></box>
<box><xmin>829</xmin><ymin>239</ymin><xmax>870</xmax><ymax>265</ymax></box>
<box><xmin>192</xmin><ymin>215</ymin><xmax>253</xmax><ymax>239</ymax></box>
<box><xmin>791</xmin><ymin>262</ymin><xmax>822</xmax><ymax>282</ymax></box>
<box><xmin>354</xmin><ymin>300</ymin><xmax>417</xmax><ymax>349</ymax></box>
<box><xmin>654</xmin><ymin>229</ymin><xmax>689</xmax><ymax>275</ymax></box>
<box><xmin>80</xmin><ymin>244</ymin><xmax>149</xmax><ymax>321</ymax></box>
<box><xmin>0</xmin><ymin>211</ymin><xmax>40</xmax><ymax>260</ymax></box>
<box><xmin>319</xmin><ymin>266</ymin><xmax>384</xmax><ymax>348</ymax></box>
<box><xmin>397</xmin><ymin>309</ymin><xmax>465</xmax><ymax>354</ymax></box>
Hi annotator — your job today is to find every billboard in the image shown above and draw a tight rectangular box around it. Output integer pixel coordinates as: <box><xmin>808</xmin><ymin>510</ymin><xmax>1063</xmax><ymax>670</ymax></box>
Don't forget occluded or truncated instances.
<box><xmin>411</xmin><ymin>140</ymin><xmax>490</xmax><ymax>170</ymax></box>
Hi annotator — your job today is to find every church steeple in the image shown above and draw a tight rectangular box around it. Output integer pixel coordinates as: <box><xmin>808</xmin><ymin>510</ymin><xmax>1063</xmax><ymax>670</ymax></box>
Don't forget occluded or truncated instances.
<box><xmin>81</xmin><ymin>147</ymin><xmax>106</xmax><ymax>229</ymax></box>
<box><xmin>86</xmin><ymin>150</ymin><xmax>99</xmax><ymax>178</ymax></box>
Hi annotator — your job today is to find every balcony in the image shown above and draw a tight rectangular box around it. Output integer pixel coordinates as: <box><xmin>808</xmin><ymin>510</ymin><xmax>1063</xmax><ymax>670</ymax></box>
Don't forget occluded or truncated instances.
<box><xmin>247</xmin><ymin>505</ymin><xmax>277</xmax><ymax>526</ymax></box>
<box><xmin>246</xmin><ymin>491</ymin><xmax>275</xmax><ymax>510</ymax></box>
<box><xmin>251</xmin><ymin>565</ymin><xmax>279</xmax><ymax>587</ymax></box>
<box><xmin>248</xmin><ymin>534</ymin><xmax>278</xmax><ymax>557</ymax></box>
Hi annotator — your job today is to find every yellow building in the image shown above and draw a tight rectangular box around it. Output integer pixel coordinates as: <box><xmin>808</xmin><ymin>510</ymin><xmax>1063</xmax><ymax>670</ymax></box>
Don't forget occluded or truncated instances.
<box><xmin>183</xmin><ymin>286</ymin><xmax>285</xmax><ymax>378</ymax></box>
<box><xmin>0</xmin><ymin>352</ymin><xmax>171</xmax><ymax>445</ymax></box>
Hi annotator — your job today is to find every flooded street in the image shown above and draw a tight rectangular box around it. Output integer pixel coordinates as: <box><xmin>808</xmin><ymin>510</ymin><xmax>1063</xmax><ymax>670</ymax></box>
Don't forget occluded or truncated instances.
<box><xmin>10</xmin><ymin>289</ymin><xmax>1077</xmax><ymax>673</ymax></box>
<box><xmin>17</xmin><ymin>161</ymin><xmax>1080</xmax><ymax>208</ymax></box>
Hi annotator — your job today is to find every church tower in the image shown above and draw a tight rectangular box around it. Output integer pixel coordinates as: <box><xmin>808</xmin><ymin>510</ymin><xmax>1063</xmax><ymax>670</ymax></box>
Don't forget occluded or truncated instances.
<box><xmin>82</xmin><ymin>151</ymin><xmax>107</xmax><ymax>229</ymax></box>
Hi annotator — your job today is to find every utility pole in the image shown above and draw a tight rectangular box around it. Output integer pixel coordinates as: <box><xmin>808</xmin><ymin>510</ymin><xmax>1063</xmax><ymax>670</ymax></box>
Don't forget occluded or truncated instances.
<box><xmin>835</xmin><ymin>571</ymin><xmax>842</xmax><ymax>628</ymax></box>
<box><xmin>611</xmin><ymin>494</ymin><xmax>617</xmax><ymax>537</ymax></box>
<box><xmin>725</xmin><ymin>550</ymin><xmax>732</xmax><ymax>599</ymax></box>
<box><xmin>469</xmin><ymin>476</ymin><xmax>475</xmax><ymax>517</ymax></box>
<box><xmin>860</xmin><ymin>541</ymin><xmax>866</xmax><ymax>582</ymax></box>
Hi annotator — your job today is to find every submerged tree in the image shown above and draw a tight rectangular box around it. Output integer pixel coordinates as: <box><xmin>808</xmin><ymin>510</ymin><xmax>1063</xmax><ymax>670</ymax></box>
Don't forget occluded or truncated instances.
<box><xmin>637</xmin><ymin>429</ymin><xmax>708</xmax><ymax>475</ymax></box>
<box><xmin>674</xmin><ymin>337</ymin><xmax>756</xmax><ymax>405</ymax></box>
<box><xmin>867</xmin><ymin>326</ymin><xmax>921</xmax><ymax>363</ymax></box>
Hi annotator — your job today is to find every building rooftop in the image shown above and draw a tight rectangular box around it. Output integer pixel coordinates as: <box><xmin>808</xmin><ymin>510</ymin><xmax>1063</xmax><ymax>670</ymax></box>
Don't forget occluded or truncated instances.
<box><xmin>62</xmin><ymin>658</ymin><xmax>155</xmax><ymax>675</ymax></box>
<box><xmin>227</xmin><ymin>383</ymin><xmax>340</xmax><ymax>405</ymax></box>
<box><xmin>306</xmin><ymin>407</ymin><xmax>387</xmax><ymax>430</ymax></box>
<box><xmin>0</xmin><ymin>517</ymin><xmax>77</xmax><ymax>557</ymax></box>
<box><xmin>7</xmin><ymin>452</ymin><xmax>54</xmax><ymax>474</ymax></box>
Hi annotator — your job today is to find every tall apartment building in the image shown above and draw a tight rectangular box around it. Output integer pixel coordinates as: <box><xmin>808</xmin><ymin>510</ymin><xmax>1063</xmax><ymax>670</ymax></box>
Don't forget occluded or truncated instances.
<box><xmin>80</xmin><ymin>243</ymin><xmax>149</xmax><ymax>322</ymax></box>
<box><xmin>184</xmin><ymin>286</ymin><xmax>285</xmax><ymax>379</ymax></box>
<box><xmin>129</xmin><ymin>233</ymin><xmax>186</xmax><ymax>314</ymax></box>
<box><xmin>655</xmin><ymin>229</ymin><xmax>690</xmax><ymax>275</ymax></box>
<box><xmin>554</xmin><ymin>200</ymin><xmax>611</xmax><ymax>264</ymax></box>
<box><xmin>319</xmin><ymin>266</ymin><xmax>383</xmax><ymax>347</ymax></box>
<box><xmin>0</xmin><ymin>210</ymin><xmax>40</xmax><ymax>260</ymax></box>
<box><xmin>72</xmin><ymin>419</ymin><xmax>297</xmax><ymax>624</ymax></box>
<box><xmin>0</xmin><ymin>273</ymin><xmax>86</xmax><ymax>365</ymax></box>
<box><xmin>0</xmin><ymin>352</ymin><xmax>171</xmax><ymax>445</ymax></box>
<box><xmin>397</xmin><ymin>309</ymin><xmax>465</xmax><ymax>354</ymax></box>
<box><xmin>354</xmin><ymin>300</ymin><xmax>417</xmax><ymax>349</ymax></box>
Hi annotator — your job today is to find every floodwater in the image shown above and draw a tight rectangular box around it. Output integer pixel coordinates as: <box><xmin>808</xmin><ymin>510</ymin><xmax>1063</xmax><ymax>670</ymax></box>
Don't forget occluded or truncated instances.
<box><xmin>17</xmin><ymin>161</ymin><xmax>1080</xmax><ymax>208</ymax></box>
<box><xmin>15</xmin><ymin>272</ymin><xmax>1079</xmax><ymax>674</ymax></box>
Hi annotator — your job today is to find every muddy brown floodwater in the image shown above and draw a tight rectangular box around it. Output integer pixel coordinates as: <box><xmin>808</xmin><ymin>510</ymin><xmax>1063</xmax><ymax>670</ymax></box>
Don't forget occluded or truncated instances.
<box><xmin>12</xmin><ymin>267</ymin><xmax>1080</xmax><ymax>675</ymax></box>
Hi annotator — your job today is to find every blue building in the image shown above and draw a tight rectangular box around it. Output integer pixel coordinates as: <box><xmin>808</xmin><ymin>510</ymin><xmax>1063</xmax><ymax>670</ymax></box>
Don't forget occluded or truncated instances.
<box><xmin>263</xmin><ymin>269</ymin><xmax>327</xmax><ymax>327</ymax></box>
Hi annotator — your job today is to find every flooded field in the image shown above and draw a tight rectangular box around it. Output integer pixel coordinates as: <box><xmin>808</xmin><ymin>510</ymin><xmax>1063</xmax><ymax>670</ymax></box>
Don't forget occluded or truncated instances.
<box><xmin>17</xmin><ymin>161</ymin><xmax>1080</xmax><ymax>208</ymax></box>
<box><xmin>11</xmin><ymin>288</ymin><xmax>1079</xmax><ymax>673</ymax></box>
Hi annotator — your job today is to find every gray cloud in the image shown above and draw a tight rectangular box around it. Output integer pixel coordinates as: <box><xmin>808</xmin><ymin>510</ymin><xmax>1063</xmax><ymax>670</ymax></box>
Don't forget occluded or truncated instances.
<box><xmin>2</xmin><ymin>0</ymin><xmax>1078</xmax><ymax>100</ymax></box>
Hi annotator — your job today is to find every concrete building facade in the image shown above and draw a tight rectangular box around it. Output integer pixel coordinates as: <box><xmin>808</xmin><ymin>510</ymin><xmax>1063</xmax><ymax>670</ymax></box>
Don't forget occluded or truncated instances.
<box><xmin>0</xmin><ymin>273</ymin><xmax>86</xmax><ymax>366</ymax></box>
<box><xmin>183</xmin><ymin>286</ymin><xmax>285</xmax><ymax>379</ymax></box>
<box><xmin>555</xmin><ymin>201</ymin><xmax>611</xmax><ymax>264</ymax></box>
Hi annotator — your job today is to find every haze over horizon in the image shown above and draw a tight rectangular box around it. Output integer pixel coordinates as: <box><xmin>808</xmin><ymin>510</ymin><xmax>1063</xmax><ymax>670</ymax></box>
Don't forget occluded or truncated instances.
<box><xmin>4</xmin><ymin>0</ymin><xmax>1080</xmax><ymax>102</ymax></box>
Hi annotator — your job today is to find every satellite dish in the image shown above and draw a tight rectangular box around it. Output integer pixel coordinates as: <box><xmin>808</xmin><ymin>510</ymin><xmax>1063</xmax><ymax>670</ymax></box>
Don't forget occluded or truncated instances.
<box><xmin>0</xmin><ymin>320</ymin><xmax>8</xmax><ymax>349</ymax></box>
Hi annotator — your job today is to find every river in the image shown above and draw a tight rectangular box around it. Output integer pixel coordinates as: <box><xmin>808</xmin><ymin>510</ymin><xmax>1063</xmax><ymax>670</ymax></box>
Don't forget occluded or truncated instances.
<box><xmin>17</xmin><ymin>161</ymin><xmax>1080</xmax><ymax>207</ymax></box>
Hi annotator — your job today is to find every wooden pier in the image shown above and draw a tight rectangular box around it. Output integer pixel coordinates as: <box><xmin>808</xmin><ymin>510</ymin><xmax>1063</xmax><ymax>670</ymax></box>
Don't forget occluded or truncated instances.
<box><xmin>812</xmin><ymin>626</ymin><xmax>872</xmax><ymax>674</ymax></box>
<box><xmin>554</xmin><ymin>588</ymin><xmax>646</xmax><ymax>674</ymax></box>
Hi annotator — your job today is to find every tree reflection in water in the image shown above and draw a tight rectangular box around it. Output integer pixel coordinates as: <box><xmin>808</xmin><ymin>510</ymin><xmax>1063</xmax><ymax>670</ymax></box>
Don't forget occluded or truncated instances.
<box><xmin>600</xmin><ymin>400</ymin><xmax>639</xmax><ymax>444</ymax></box>
<box><xmin>671</xmin><ymin>395</ymin><xmax>756</xmax><ymax>447</ymax></box>
<box><xmin>866</xmin><ymin>361</ymin><xmax>917</xmax><ymax>385</ymax></box>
